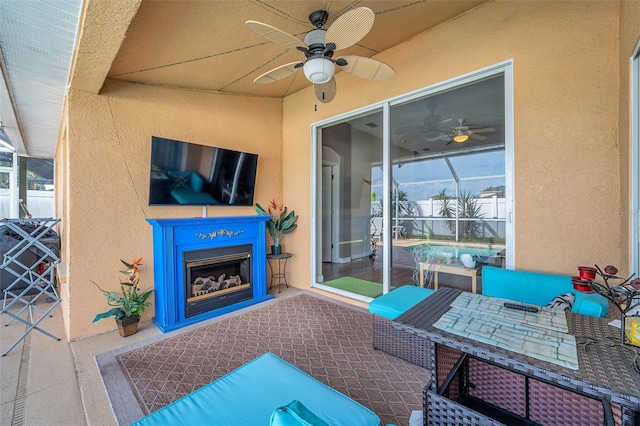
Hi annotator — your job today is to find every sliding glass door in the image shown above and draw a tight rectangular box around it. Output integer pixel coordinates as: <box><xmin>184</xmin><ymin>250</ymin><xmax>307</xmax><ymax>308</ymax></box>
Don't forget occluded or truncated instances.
<box><xmin>312</xmin><ymin>63</ymin><xmax>513</xmax><ymax>299</ymax></box>
<box><xmin>314</xmin><ymin>109</ymin><xmax>386</xmax><ymax>300</ymax></box>
<box><xmin>388</xmin><ymin>74</ymin><xmax>506</xmax><ymax>289</ymax></box>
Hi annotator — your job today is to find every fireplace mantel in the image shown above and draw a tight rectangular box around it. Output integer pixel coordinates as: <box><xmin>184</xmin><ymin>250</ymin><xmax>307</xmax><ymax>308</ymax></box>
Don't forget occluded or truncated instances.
<box><xmin>147</xmin><ymin>216</ymin><xmax>272</xmax><ymax>332</ymax></box>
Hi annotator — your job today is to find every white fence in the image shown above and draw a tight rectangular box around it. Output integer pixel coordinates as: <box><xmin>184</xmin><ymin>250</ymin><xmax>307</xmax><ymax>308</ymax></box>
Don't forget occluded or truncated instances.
<box><xmin>371</xmin><ymin>196</ymin><xmax>506</xmax><ymax>241</ymax></box>
<box><xmin>0</xmin><ymin>190</ymin><xmax>55</xmax><ymax>219</ymax></box>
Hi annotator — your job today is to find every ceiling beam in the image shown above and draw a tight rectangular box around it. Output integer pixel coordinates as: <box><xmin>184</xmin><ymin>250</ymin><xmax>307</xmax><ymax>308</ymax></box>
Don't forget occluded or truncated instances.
<box><xmin>68</xmin><ymin>0</ymin><xmax>142</xmax><ymax>94</ymax></box>
<box><xmin>0</xmin><ymin>50</ymin><xmax>26</xmax><ymax>155</ymax></box>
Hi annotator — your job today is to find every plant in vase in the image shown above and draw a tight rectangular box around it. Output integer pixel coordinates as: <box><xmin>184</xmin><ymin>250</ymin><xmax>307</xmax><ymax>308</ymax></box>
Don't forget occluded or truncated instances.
<box><xmin>256</xmin><ymin>199</ymin><xmax>298</xmax><ymax>255</ymax></box>
<box><xmin>92</xmin><ymin>257</ymin><xmax>153</xmax><ymax>337</ymax></box>
<box><xmin>587</xmin><ymin>265</ymin><xmax>640</xmax><ymax>346</ymax></box>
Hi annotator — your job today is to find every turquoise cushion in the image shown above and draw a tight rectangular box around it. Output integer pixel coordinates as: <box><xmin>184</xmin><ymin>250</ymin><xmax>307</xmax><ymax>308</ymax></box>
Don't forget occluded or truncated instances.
<box><xmin>482</xmin><ymin>266</ymin><xmax>571</xmax><ymax>306</ymax></box>
<box><xmin>170</xmin><ymin>187</ymin><xmax>217</xmax><ymax>204</ymax></box>
<box><xmin>481</xmin><ymin>266</ymin><xmax>609</xmax><ymax>318</ymax></box>
<box><xmin>132</xmin><ymin>352</ymin><xmax>380</xmax><ymax>426</ymax></box>
<box><xmin>270</xmin><ymin>400</ymin><xmax>329</xmax><ymax>426</ymax></box>
<box><xmin>190</xmin><ymin>172</ymin><xmax>204</xmax><ymax>192</ymax></box>
<box><xmin>368</xmin><ymin>286</ymin><xmax>435</xmax><ymax>319</ymax></box>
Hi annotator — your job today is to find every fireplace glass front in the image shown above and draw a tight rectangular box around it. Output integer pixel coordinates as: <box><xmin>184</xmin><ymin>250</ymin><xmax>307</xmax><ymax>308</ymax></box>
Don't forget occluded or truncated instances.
<box><xmin>183</xmin><ymin>244</ymin><xmax>252</xmax><ymax>318</ymax></box>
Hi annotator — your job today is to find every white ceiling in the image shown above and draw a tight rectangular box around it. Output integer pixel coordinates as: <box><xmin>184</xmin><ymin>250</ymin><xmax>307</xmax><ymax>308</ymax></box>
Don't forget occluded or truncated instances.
<box><xmin>0</xmin><ymin>0</ymin><xmax>490</xmax><ymax>159</ymax></box>
<box><xmin>0</xmin><ymin>0</ymin><xmax>83</xmax><ymax>158</ymax></box>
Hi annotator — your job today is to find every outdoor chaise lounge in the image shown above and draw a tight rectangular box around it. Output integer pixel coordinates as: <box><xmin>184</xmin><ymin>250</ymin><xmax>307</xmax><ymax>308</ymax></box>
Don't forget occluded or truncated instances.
<box><xmin>131</xmin><ymin>352</ymin><xmax>381</xmax><ymax>425</ymax></box>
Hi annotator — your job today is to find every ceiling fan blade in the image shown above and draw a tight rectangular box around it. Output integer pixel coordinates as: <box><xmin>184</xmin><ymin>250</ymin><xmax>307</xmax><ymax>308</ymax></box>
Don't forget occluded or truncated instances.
<box><xmin>245</xmin><ymin>21</ymin><xmax>302</xmax><ymax>50</ymax></box>
<box><xmin>397</xmin><ymin>129</ymin><xmax>429</xmax><ymax>145</ymax></box>
<box><xmin>469</xmin><ymin>133</ymin><xmax>487</xmax><ymax>141</ymax></box>
<box><xmin>423</xmin><ymin>131</ymin><xmax>449</xmax><ymax>142</ymax></box>
<box><xmin>434</xmin><ymin>118</ymin><xmax>453</xmax><ymax>127</ymax></box>
<box><xmin>469</xmin><ymin>127</ymin><xmax>496</xmax><ymax>134</ymax></box>
<box><xmin>324</xmin><ymin>7</ymin><xmax>374</xmax><ymax>50</ymax></box>
<box><xmin>394</xmin><ymin>125</ymin><xmax>424</xmax><ymax>135</ymax></box>
<box><xmin>314</xmin><ymin>78</ymin><xmax>337</xmax><ymax>103</ymax></box>
<box><xmin>254</xmin><ymin>62</ymin><xmax>302</xmax><ymax>84</ymax></box>
<box><xmin>339</xmin><ymin>56</ymin><xmax>395</xmax><ymax>80</ymax></box>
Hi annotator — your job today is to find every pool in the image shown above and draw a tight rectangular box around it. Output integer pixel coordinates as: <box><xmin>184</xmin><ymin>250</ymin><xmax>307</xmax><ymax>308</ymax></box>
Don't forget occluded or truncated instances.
<box><xmin>408</xmin><ymin>243</ymin><xmax>504</xmax><ymax>263</ymax></box>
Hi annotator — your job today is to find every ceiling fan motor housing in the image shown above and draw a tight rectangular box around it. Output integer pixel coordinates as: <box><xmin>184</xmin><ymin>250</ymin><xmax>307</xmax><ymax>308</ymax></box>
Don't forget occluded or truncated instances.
<box><xmin>304</xmin><ymin>29</ymin><xmax>328</xmax><ymax>53</ymax></box>
<box><xmin>309</xmin><ymin>10</ymin><xmax>329</xmax><ymax>28</ymax></box>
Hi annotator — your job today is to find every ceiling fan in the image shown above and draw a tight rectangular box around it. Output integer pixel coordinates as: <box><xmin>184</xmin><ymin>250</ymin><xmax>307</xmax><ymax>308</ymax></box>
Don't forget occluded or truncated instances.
<box><xmin>394</xmin><ymin>102</ymin><xmax>452</xmax><ymax>143</ymax></box>
<box><xmin>446</xmin><ymin>119</ymin><xmax>496</xmax><ymax>144</ymax></box>
<box><xmin>246</xmin><ymin>7</ymin><xmax>395</xmax><ymax>103</ymax></box>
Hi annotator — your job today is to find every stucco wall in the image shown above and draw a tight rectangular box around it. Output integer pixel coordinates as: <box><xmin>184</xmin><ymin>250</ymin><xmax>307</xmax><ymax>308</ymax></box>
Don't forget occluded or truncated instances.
<box><xmin>62</xmin><ymin>1</ymin><xmax>639</xmax><ymax>339</ymax></box>
<box><xmin>282</xmin><ymin>0</ymin><xmax>626</xmax><ymax>291</ymax></box>
<box><xmin>64</xmin><ymin>81</ymin><xmax>282</xmax><ymax>338</ymax></box>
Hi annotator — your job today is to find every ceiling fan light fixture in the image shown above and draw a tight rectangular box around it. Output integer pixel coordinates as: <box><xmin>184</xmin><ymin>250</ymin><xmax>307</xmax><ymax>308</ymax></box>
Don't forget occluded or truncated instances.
<box><xmin>303</xmin><ymin>57</ymin><xmax>335</xmax><ymax>84</ymax></box>
<box><xmin>453</xmin><ymin>134</ymin><xmax>469</xmax><ymax>143</ymax></box>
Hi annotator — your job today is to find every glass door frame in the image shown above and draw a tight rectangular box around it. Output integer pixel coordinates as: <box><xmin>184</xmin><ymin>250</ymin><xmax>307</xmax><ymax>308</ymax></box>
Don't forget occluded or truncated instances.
<box><xmin>0</xmin><ymin>148</ymin><xmax>18</xmax><ymax>218</ymax></box>
<box><xmin>631</xmin><ymin>37</ymin><xmax>640</xmax><ymax>276</ymax></box>
<box><xmin>310</xmin><ymin>60</ymin><xmax>515</xmax><ymax>298</ymax></box>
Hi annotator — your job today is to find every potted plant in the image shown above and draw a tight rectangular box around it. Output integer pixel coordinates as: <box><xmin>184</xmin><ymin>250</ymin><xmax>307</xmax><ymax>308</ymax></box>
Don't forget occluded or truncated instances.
<box><xmin>92</xmin><ymin>257</ymin><xmax>153</xmax><ymax>337</ymax></box>
<box><xmin>256</xmin><ymin>199</ymin><xmax>298</xmax><ymax>255</ymax></box>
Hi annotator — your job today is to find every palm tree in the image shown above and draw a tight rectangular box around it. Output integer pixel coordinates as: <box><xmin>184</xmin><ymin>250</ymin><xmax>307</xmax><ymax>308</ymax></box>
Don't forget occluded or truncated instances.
<box><xmin>458</xmin><ymin>191</ymin><xmax>484</xmax><ymax>239</ymax></box>
<box><xmin>438</xmin><ymin>189</ymin><xmax>484</xmax><ymax>240</ymax></box>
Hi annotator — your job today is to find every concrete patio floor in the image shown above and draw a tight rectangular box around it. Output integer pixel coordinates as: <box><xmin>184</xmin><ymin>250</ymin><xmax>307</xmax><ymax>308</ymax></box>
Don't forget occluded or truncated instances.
<box><xmin>1</xmin><ymin>286</ymin><xmax>298</xmax><ymax>426</ymax></box>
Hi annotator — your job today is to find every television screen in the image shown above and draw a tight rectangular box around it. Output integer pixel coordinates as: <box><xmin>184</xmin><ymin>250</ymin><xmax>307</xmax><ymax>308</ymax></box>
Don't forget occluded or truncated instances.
<box><xmin>149</xmin><ymin>136</ymin><xmax>258</xmax><ymax>206</ymax></box>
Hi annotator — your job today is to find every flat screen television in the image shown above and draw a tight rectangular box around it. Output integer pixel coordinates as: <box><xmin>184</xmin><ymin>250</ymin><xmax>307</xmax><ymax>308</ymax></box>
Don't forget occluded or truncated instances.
<box><xmin>149</xmin><ymin>136</ymin><xmax>258</xmax><ymax>206</ymax></box>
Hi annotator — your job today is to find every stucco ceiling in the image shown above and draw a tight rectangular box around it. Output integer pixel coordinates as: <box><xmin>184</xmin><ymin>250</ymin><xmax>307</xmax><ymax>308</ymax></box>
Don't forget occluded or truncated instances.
<box><xmin>1</xmin><ymin>0</ymin><xmax>489</xmax><ymax>159</ymax></box>
<box><xmin>106</xmin><ymin>0</ymin><xmax>488</xmax><ymax>98</ymax></box>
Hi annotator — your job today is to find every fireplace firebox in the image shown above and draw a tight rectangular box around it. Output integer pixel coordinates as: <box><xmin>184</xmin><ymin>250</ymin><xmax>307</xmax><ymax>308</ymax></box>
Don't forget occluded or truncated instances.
<box><xmin>147</xmin><ymin>216</ymin><xmax>272</xmax><ymax>332</ymax></box>
<box><xmin>184</xmin><ymin>244</ymin><xmax>252</xmax><ymax>317</ymax></box>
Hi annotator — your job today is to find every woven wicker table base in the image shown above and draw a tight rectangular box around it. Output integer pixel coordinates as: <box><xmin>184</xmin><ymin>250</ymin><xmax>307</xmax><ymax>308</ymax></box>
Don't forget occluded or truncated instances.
<box><xmin>394</xmin><ymin>288</ymin><xmax>640</xmax><ymax>426</ymax></box>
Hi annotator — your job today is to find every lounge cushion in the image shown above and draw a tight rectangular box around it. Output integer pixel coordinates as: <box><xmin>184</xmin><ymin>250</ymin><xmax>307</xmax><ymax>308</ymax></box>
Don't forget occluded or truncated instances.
<box><xmin>132</xmin><ymin>352</ymin><xmax>380</xmax><ymax>426</ymax></box>
<box><xmin>482</xmin><ymin>266</ymin><xmax>609</xmax><ymax>318</ymax></box>
<box><xmin>369</xmin><ymin>286</ymin><xmax>435</xmax><ymax>319</ymax></box>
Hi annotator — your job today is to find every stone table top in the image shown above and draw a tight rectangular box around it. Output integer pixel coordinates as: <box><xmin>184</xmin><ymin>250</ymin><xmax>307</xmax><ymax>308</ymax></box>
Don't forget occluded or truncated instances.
<box><xmin>433</xmin><ymin>292</ymin><xmax>578</xmax><ymax>369</ymax></box>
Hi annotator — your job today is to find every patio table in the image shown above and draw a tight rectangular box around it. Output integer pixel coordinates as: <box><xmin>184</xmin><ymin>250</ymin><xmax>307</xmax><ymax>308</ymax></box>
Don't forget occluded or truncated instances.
<box><xmin>393</xmin><ymin>287</ymin><xmax>640</xmax><ymax>425</ymax></box>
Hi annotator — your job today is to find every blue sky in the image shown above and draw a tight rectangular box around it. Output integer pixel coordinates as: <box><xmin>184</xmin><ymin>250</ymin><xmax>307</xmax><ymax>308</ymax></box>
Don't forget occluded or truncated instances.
<box><xmin>371</xmin><ymin>150</ymin><xmax>505</xmax><ymax>201</ymax></box>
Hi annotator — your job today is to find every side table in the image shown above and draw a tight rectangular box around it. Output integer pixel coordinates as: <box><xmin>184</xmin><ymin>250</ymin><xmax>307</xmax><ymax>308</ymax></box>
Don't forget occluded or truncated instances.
<box><xmin>266</xmin><ymin>253</ymin><xmax>291</xmax><ymax>293</ymax></box>
<box><xmin>418</xmin><ymin>262</ymin><xmax>480</xmax><ymax>293</ymax></box>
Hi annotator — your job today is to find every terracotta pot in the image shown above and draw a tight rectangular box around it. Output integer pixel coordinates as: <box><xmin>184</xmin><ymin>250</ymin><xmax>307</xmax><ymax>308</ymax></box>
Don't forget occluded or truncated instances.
<box><xmin>577</xmin><ymin>266</ymin><xmax>597</xmax><ymax>279</ymax></box>
<box><xmin>116</xmin><ymin>315</ymin><xmax>140</xmax><ymax>337</ymax></box>
<box><xmin>572</xmin><ymin>276</ymin><xmax>593</xmax><ymax>293</ymax></box>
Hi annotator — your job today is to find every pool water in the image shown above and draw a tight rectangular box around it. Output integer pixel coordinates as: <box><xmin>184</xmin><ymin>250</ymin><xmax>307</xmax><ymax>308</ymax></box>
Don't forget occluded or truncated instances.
<box><xmin>409</xmin><ymin>243</ymin><xmax>504</xmax><ymax>262</ymax></box>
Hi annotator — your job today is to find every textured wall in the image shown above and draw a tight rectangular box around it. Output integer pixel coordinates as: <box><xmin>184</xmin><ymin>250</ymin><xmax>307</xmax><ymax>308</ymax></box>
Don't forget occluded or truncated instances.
<box><xmin>61</xmin><ymin>1</ymin><xmax>639</xmax><ymax>339</ymax></box>
<box><xmin>618</xmin><ymin>0</ymin><xmax>640</xmax><ymax>273</ymax></box>
<box><xmin>282</xmin><ymin>0</ymin><xmax>629</xmax><ymax>291</ymax></box>
<box><xmin>63</xmin><ymin>81</ymin><xmax>282</xmax><ymax>338</ymax></box>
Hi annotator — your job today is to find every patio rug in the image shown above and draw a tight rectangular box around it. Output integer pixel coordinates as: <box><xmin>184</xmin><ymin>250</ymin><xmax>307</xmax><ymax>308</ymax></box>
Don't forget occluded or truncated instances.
<box><xmin>323</xmin><ymin>276</ymin><xmax>391</xmax><ymax>297</ymax></box>
<box><xmin>96</xmin><ymin>291</ymin><xmax>429</xmax><ymax>425</ymax></box>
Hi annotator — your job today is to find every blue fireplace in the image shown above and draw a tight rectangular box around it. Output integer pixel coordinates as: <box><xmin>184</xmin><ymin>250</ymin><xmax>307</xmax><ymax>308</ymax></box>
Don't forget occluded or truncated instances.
<box><xmin>147</xmin><ymin>216</ymin><xmax>272</xmax><ymax>332</ymax></box>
